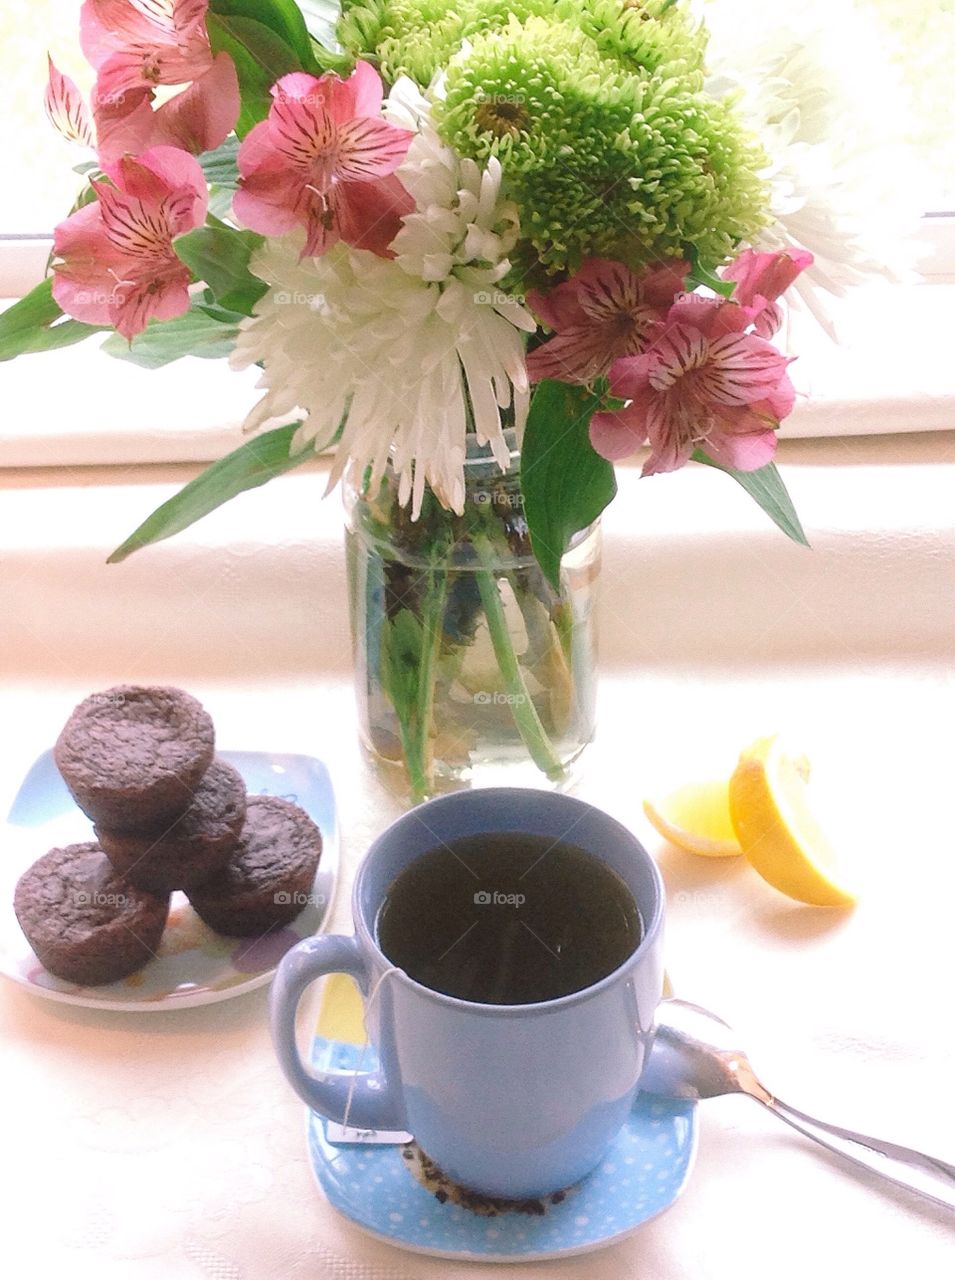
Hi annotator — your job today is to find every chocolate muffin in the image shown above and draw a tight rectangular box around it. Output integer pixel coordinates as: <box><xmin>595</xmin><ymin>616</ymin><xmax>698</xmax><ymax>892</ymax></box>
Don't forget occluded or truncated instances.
<box><xmin>54</xmin><ymin>685</ymin><xmax>215</xmax><ymax>830</ymax></box>
<box><xmin>95</xmin><ymin>759</ymin><xmax>247</xmax><ymax>895</ymax></box>
<box><xmin>14</xmin><ymin>842</ymin><xmax>169</xmax><ymax>986</ymax></box>
<box><xmin>186</xmin><ymin>796</ymin><xmax>322</xmax><ymax>937</ymax></box>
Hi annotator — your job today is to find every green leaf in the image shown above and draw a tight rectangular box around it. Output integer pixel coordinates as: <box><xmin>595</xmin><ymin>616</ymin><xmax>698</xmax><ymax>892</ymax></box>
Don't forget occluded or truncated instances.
<box><xmin>296</xmin><ymin>0</ymin><xmax>352</xmax><ymax>67</ymax></box>
<box><xmin>0</xmin><ymin>278</ymin><xmax>104</xmax><ymax>361</ymax></box>
<box><xmin>297</xmin><ymin>0</ymin><xmax>342</xmax><ymax>49</ymax></box>
<box><xmin>108</xmin><ymin>424</ymin><xmax>315</xmax><ymax>562</ymax></box>
<box><xmin>101</xmin><ymin>308</ymin><xmax>241</xmax><ymax>369</ymax></box>
<box><xmin>209</xmin><ymin>0</ymin><xmax>318</xmax><ymax>71</ymax></box>
<box><xmin>198</xmin><ymin>300</ymin><xmax>250</xmax><ymax>325</ymax></box>
<box><xmin>199</xmin><ymin>136</ymin><xmax>240</xmax><ymax>190</ymax></box>
<box><xmin>65</xmin><ymin>174</ymin><xmax>102</xmax><ymax>215</ymax></box>
<box><xmin>175</xmin><ymin>224</ymin><xmax>267</xmax><ymax>315</ymax></box>
<box><xmin>207</xmin><ymin>13</ymin><xmax>303</xmax><ymax>135</ymax></box>
<box><xmin>1</xmin><ymin>278</ymin><xmax>64</xmax><ymax>335</ymax></box>
<box><xmin>379</xmin><ymin>609</ymin><xmax>425</xmax><ymax>727</ymax></box>
<box><xmin>693</xmin><ymin>450</ymin><xmax>810</xmax><ymax>547</ymax></box>
<box><xmin>208</xmin><ymin>186</ymin><xmax>237</xmax><ymax>221</ymax></box>
<box><xmin>520</xmin><ymin>379</ymin><xmax>618</xmax><ymax>590</ymax></box>
<box><xmin>684</xmin><ymin>244</ymin><xmax>736</xmax><ymax>299</ymax></box>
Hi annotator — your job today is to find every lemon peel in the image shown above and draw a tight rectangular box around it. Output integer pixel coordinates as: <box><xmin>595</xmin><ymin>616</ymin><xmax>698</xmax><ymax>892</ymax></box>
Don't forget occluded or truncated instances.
<box><xmin>729</xmin><ymin>735</ymin><xmax>856</xmax><ymax>907</ymax></box>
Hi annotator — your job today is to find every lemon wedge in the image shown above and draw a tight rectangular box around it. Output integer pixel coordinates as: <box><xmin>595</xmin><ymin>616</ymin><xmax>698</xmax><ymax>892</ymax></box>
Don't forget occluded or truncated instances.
<box><xmin>728</xmin><ymin>735</ymin><xmax>856</xmax><ymax>907</ymax></box>
<box><xmin>643</xmin><ymin>780</ymin><xmax>742</xmax><ymax>858</ymax></box>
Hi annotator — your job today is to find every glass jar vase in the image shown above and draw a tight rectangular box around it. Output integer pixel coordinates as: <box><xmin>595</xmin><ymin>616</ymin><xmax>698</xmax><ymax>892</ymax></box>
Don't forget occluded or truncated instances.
<box><xmin>345</xmin><ymin>432</ymin><xmax>600</xmax><ymax>803</ymax></box>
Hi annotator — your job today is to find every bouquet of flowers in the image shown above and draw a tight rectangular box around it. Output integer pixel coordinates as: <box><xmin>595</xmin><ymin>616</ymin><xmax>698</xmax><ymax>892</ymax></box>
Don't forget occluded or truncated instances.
<box><xmin>0</xmin><ymin>0</ymin><xmax>915</xmax><ymax>799</ymax></box>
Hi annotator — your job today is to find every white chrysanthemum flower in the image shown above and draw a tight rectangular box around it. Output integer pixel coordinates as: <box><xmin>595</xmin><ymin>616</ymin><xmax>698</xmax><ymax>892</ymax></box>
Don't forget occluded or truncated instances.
<box><xmin>231</xmin><ymin>76</ymin><xmax>534</xmax><ymax>518</ymax></box>
<box><xmin>699</xmin><ymin>0</ymin><xmax>926</xmax><ymax>330</ymax></box>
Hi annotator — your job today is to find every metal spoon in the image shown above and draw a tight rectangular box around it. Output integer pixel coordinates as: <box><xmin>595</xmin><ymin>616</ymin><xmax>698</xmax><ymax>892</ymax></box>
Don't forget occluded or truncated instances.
<box><xmin>641</xmin><ymin>998</ymin><xmax>955</xmax><ymax>1212</ymax></box>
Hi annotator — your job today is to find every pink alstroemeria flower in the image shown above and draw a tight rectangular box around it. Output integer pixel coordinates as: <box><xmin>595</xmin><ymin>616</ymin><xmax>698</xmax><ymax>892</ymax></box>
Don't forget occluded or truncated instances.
<box><xmin>44</xmin><ymin>58</ymin><xmax>95</xmax><ymax>146</ymax></box>
<box><xmin>526</xmin><ymin>257</ymin><xmax>689</xmax><ymax>384</ymax></box>
<box><xmin>233</xmin><ymin>63</ymin><xmax>415</xmax><ymax>259</ymax></box>
<box><xmin>590</xmin><ymin>295</ymin><xmax>797</xmax><ymax>475</ymax></box>
<box><xmin>722</xmin><ymin>247</ymin><xmax>815</xmax><ymax>338</ymax></box>
<box><xmin>80</xmin><ymin>0</ymin><xmax>213</xmax><ymax>100</ymax></box>
<box><xmin>52</xmin><ymin>145</ymin><xmax>207</xmax><ymax>340</ymax></box>
<box><xmin>46</xmin><ymin>54</ymin><xmax>238</xmax><ymax>162</ymax></box>
<box><xmin>46</xmin><ymin>52</ymin><xmax>239</xmax><ymax>163</ymax></box>
<box><xmin>94</xmin><ymin>53</ymin><xmax>240</xmax><ymax>161</ymax></box>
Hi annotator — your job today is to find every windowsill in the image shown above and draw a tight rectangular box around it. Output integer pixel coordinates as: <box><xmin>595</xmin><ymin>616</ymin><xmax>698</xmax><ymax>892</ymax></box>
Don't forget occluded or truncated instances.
<box><xmin>2</xmin><ymin>430</ymin><xmax>953</xmax><ymax>677</ymax></box>
<box><xmin>1</xmin><ymin>270</ymin><xmax>952</xmax><ymax>467</ymax></box>
<box><xmin>0</xmin><ymin>336</ymin><xmax>266</xmax><ymax>467</ymax></box>
<box><xmin>784</xmin><ymin>277</ymin><xmax>955</xmax><ymax>435</ymax></box>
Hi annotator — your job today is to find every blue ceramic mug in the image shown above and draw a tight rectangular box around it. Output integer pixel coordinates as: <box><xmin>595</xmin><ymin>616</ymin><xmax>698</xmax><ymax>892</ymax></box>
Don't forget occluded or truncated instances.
<box><xmin>270</xmin><ymin>787</ymin><xmax>664</xmax><ymax>1199</ymax></box>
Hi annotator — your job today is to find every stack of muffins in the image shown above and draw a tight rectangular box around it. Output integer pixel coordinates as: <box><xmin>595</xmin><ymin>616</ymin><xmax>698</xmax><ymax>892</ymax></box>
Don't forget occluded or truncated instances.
<box><xmin>13</xmin><ymin>686</ymin><xmax>323</xmax><ymax>986</ymax></box>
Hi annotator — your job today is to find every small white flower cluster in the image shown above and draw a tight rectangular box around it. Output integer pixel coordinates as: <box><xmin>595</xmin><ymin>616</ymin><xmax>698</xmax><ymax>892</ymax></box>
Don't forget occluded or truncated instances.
<box><xmin>231</xmin><ymin>78</ymin><xmax>535</xmax><ymax>518</ymax></box>
<box><xmin>385</xmin><ymin>77</ymin><xmax>520</xmax><ymax>288</ymax></box>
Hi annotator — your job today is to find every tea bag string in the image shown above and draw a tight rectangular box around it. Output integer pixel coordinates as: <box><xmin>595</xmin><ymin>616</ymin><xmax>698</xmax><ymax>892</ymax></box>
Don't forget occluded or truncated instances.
<box><xmin>341</xmin><ymin>964</ymin><xmax>401</xmax><ymax>1133</ymax></box>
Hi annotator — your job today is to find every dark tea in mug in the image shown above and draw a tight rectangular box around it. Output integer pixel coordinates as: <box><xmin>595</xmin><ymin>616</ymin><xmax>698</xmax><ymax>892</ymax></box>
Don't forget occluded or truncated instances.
<box><xmin>375</xmin><ymin>831</ymin><xmax>642</xmax><ymax>1004</ymax></box>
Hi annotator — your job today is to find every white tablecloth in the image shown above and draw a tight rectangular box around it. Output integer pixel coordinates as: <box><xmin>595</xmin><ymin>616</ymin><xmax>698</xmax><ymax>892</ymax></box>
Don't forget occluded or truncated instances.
<box><xmin>3</xmin><ymin>671</ymin><xmax>954</xmax><ymax>1279</ymax></box>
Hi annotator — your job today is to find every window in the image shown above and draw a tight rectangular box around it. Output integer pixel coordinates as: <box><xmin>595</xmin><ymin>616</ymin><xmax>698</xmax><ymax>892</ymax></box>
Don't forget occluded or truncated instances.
<box><xmin>862</xmin><ymin>0</ymin><xmax>955</xmax><ymax>213</ymax></box>
<box><xmin>0</xmin><ymin>0</ymin><xmax>952</xmax><ymax>467</ymax></box>
<box><xmin>0</xmin><ymin>0</ymin><xmax>93</xmax><ymax>236</ymax></box>
<box><xmin>2</xmin><ymin>1</ymin><xmax>952</xmax><ymax>240</ymax></box>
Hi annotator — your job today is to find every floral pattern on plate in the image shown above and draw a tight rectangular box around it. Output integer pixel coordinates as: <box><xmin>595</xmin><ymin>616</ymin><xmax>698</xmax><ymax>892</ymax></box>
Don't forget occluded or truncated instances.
<box><xmin>0</xmin><ymin>749</ymin><xmax>338</xmax><ymax>1011</ymax></box>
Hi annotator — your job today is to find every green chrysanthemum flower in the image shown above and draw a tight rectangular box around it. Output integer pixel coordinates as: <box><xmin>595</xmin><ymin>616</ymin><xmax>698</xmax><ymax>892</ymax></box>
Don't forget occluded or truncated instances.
<box><xmin>338</xmin><ymin>0</ymin><xmax>707</xmax><ymax>89</ymax></box>
<box><xmin>437</xmin><ymin>16</ymin><xmax>768</xmax><ymax>280</ymax></box>
<box><xmin>339</xmin><ymin>0</ymin><xmax>466</xmax><ymax>85</ymax></box>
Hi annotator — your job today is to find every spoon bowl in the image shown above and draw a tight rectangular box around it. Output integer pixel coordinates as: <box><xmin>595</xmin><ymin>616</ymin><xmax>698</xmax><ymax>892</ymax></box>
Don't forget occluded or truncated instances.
<box><xmin>641</xmin><ymin>998</ymin><xmax>955</xmax><ymax>1212</ymax></box>
<box><xmin>640</xmin><ymin>998</ymin><xmax>769</xmax><ymax>1101</ymax></box>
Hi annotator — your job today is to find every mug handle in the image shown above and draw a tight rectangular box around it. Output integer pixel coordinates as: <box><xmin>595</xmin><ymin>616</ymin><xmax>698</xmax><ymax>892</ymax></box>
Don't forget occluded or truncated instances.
<box><xmin>269</xmin><ymin>934</ymin><xmax>405</xmax><ymax>1131</ymax></box>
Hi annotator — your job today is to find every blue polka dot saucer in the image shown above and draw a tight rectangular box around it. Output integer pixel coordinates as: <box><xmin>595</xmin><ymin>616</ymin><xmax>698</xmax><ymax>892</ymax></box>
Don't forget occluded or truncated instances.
<box><xmin>305</xmin><ymin>1034</ymin><xmax>698</xmax><ymax>1262</ymax></box>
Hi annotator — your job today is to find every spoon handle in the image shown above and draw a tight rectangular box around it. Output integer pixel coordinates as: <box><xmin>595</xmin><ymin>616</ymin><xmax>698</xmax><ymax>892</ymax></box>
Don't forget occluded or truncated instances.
<box><xmin>761</xmin><ymin>1095</ymin><xmax>955</xmax><ymax>1212</ymax></box>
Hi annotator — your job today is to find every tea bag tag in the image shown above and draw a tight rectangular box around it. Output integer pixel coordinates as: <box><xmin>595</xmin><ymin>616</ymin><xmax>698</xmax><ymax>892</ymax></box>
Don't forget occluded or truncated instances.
<box><xmin>324</xmin><ymin>1121</ymin><xmax>413</xmax><ymax>1146</ymax></box>
<box><xmin>324</xmin><ymin>965</ymin><xmax>412</xmax><ymax>1147</ymax></box>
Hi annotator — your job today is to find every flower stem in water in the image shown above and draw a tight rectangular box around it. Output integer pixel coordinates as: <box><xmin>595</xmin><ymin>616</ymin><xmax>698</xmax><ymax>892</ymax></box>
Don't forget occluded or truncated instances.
<box><xmin>409</xmin><ymin>562</ymin><xmax>448</xmax><ymax>800</ymax></box>
<box><xmin>472</xmin><ymin>534</ymin><xmax>566</xmax><ymax>783</ymax></box>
